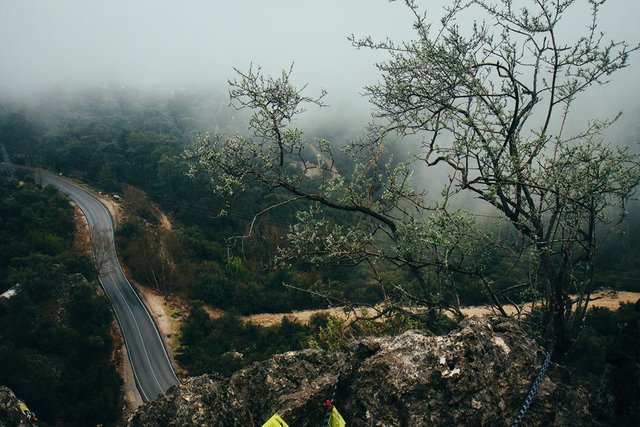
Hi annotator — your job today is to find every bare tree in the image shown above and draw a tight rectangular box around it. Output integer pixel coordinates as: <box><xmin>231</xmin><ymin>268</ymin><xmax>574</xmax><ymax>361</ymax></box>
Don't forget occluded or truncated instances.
<box><xmin>187</xmin><ymin>66</ymin><xmax>507</xmax><ymax>319</ymax></box>
<box><xmin>90</xmin><ymin>227</ymin><xmax>114</xmax><ymax>274</ymax></box>
<box><xmin>189</xmin><ymin>0</ymin><xmax>640</xmax><ymax>355</ymax></box>
<box><xmin>351</xmin><ymin>0</ymin><xmax>640</xmax><ymax>354</ymax></box>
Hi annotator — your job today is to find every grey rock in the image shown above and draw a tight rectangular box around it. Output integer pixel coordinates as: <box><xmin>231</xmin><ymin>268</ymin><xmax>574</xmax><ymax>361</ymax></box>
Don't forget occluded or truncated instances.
<box><xmin>0</xmin><ymin>386</ymin><xmax>34</xmax><ymax>427</ymax></box>
<box><xmin>127</xmin><ymin>317</ymin><xmax>591</xmax><ymax>426</ymax></box>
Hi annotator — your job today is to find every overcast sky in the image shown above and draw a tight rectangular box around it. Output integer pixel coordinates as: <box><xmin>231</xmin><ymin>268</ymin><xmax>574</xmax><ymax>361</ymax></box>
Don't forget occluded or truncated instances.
<box><xmin>0</xmin><ymin>1</ymin><xmax>415</xmax><ymax>99</ymax></box>
<box><xmin>1</xmin><ymin>0</ymin><xmax>638</xmax><ymax>127</ymax></box>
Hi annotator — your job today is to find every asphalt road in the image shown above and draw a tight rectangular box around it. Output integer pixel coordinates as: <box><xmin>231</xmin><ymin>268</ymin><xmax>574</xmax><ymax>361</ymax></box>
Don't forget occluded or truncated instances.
<box><xmin>39</xmin><ymin>171</ymin><xmax>179</xmax><ymax>402</ymax></box>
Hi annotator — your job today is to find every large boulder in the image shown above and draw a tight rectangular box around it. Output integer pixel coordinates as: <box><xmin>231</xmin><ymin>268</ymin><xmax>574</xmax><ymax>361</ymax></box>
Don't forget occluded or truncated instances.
<box><xmin>128</xmin><ymin>317</ymin><xmax>591</xmax><ymax>426</ymax></box>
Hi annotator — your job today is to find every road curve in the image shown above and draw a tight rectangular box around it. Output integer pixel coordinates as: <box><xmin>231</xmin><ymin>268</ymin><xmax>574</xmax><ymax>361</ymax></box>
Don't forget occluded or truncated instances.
<box><xmin>38</xmin><ymin>171</ymin><xmax>179</xmax><ymax>402</ymax></box>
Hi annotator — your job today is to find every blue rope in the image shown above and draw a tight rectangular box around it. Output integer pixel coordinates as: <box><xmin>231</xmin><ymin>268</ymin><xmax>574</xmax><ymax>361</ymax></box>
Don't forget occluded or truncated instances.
<box><xmin>511</xmin><ymin>352</ymin><xmax>552</xmax><ymax>427</ymax></box>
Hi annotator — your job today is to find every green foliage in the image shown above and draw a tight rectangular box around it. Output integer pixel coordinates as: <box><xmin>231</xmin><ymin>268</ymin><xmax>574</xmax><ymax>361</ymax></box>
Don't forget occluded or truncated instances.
<box><xmin>116</xmin><ymin>213</ymin><xmax>329</xmax><ymax>312</ymax></box>
<box><xmin>563</xmin><ymin>302</ymin><xmax>640</xmax><ymax>424</ymax></box>
<box><xmin>0</xmin><ymin>176</ymin><xmax>121</xmax><ymax>426</ymax></box>
<box><xmin>0</xmin><ymin>88</ymin><xmax>366</xmax><ymax>315</ymax></box>
<box><xmin>307</xmin><ymin>310</ymin><xmax>456</xmax><ymax>351</ymax></box>
<box><xmin>190</xmin><ymin>264</ymin><xmax>326</xmax><ymax>315</ymax></box>
<box><xmin>594</xmin><ymin>204</ymin><xmax>640</xmax><ymax>292</ymax></box>
<box><xmin>0</xmin><ymin>112</ymin><xmax>40</xmax><ymax>164</ymax></box>
<box><xmin>306</xmin><ymin>315</ymin><xmax>352</xmax><ymax>352</ymax></box>
<box><xmin>566</xmin><ymin>304</ymin><xmax>639</xmax><ymax>378</ymax></box>
<box><xmin>117</xmin><ymin>218</ymin><xmax>175</xmax><ymax>293</ymax></box>
<box><xmin>0</xmin><ymin>175</ymin><xmax>85</xmax><ymax>291</ymax></box>
<box><xmin>0</xmin><ymin>85</ymin><xmax>512</xmax><ymax>318</ymax></box>
<box><xmin>177</xmin><ymin>304</ymin><xmax>308</xmax><ymax>376</ymax></box>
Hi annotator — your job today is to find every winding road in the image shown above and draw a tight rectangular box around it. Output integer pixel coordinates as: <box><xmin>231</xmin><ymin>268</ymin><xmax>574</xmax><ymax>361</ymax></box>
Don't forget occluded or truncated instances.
<box><xmin>39</xmin><ymin>171</ymin><xmax>179</xmax><ymax>402</ymax></box>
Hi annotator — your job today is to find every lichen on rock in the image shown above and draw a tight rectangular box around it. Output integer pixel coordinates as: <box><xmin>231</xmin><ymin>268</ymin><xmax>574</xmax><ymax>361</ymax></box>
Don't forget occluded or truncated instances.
<box><xmin>127</xmin><ymin>316</ymin><xmax>591</xmax><ymax>426</ymax></box>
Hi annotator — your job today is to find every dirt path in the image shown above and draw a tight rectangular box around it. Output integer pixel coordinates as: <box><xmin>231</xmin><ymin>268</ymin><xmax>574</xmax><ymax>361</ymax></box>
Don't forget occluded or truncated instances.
<box><xmin>131</xmin><ymin>288</ymin><xmax>640</xmax><ymax>332</ymax></box>
<box><xmin>244</xmin><ymin>290</ymin><xmax>640</xmax><ymax>327</ymax></box>
<box><xmin>460</xmin><ymin>290</ymin><xmax>640</xmax><ymax>317</ymax></box>
<box><xmin>157</xmin><ymin>209</ymin><xmax>172</xmax><ymax>230</ymax></box>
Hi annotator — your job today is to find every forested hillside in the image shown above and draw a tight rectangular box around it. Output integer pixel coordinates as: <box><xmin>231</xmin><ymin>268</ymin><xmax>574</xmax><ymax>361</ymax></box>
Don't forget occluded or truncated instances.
<box><xmin>2</xmin><ymin>90</ymin><xmax>639</xmax><ymax>312</ymax></box>
<box><xmin>2</xmin><ymin>0</ymin><xmax>640</xmax><ymax>425</ymax></box>
<box><xmin>1</xmin><ymin>90</ymin><xmax>385</xmax><ymax>314</ymax></box>
<box><xmin>1</xmin><ymin>83</ymin><xmax>639</xmax><ymax>422</ymax></box>
<box><xmin>0</xmin><ymin>173</ymin><xmax>121</xmax><ymax>426</ymax></box>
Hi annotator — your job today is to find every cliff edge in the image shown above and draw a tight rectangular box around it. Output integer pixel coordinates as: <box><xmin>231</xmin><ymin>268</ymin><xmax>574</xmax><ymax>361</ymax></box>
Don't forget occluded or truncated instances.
<box><xmin>127</xmin><ymin>317</ymin><xmax>590</xmax><ymax>426</ymax></box>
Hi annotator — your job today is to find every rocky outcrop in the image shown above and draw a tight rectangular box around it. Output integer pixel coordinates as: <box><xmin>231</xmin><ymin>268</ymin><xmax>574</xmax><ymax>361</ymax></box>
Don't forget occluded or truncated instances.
<box><xmin>128</xmin><ymin>317</ymin><xmax>591</xmax><ymax>426</ymax></box>
<box><xmin>0</xmin><ymin>386</ymin><xmax>34</xmax><ymax>427</ymax></box>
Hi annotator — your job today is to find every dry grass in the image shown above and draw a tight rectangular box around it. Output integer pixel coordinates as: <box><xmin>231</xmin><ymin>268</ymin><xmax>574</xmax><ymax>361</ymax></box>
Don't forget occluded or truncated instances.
<box><xmin>243</xmin><ymin>290</ymin><xmax>640</xmax><ymax>327</ymax></box>
<box><xmin>72</xmin><ymin>205</ymin><xmax>91</xmax><ymax>254</ymax></box>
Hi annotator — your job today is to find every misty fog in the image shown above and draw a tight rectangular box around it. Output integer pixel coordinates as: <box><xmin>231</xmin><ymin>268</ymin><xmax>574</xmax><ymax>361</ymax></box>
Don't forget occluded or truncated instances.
<box><xmin>1</xmin><ymin>1</ymin><xmax>638</xmax><ymax>119</ymax></box>
<box><xmin>0</xmin><ymin>1</ymin><xmax>417</xmax><ymax>108</ymax></box>
<box><xmin>3</xmin><ymin>0</ymin><xmax>639</xmax><ymax>209</ymax></box>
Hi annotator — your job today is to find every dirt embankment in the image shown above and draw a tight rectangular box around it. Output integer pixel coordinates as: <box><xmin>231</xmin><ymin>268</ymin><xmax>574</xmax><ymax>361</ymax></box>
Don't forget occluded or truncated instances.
<box><xmin>130</xmin><ymin>289</ymin><xmax>640</xmax><ymax>333</ymax></box>
<box><xmin>107</xmin><ymin>185</ymin><xmax>189</xmax><ymax>377</ymax></box>
<box><xmin>131</xmin><ymin>283</ymin><xmax>189</xmax><ymax>376</ymax></box>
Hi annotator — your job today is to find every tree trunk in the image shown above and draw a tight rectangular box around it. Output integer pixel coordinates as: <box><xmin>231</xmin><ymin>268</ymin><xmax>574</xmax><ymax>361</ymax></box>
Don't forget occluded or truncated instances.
<box><xmin>540</xmin><ymin>252</ymin><xmax>571</xmax><ymax>357</ymax></box>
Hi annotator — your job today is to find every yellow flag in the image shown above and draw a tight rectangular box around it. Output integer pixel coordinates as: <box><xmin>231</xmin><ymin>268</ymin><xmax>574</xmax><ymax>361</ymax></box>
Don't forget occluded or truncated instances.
<box><xmin>327</xmin><ymin>407</ymin><xmax>346</xmax><ymax>427</ymax></box>
<box><xmin>262</xmin><ymin>413</ymin><xmax>289</xmax><ymax>427</ymax></box>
